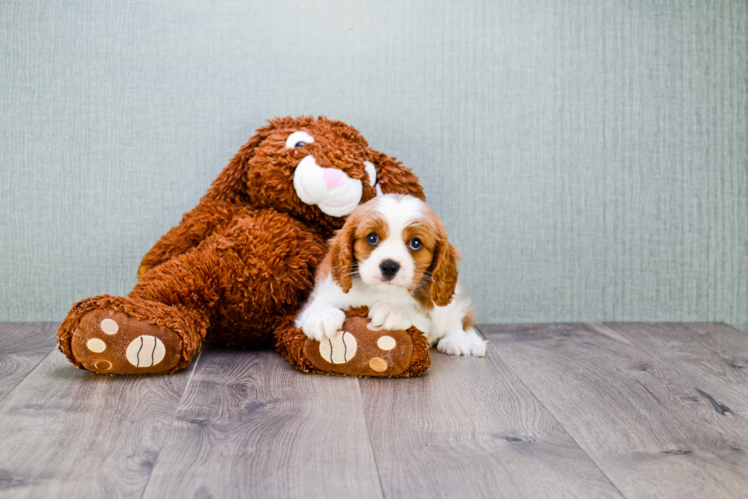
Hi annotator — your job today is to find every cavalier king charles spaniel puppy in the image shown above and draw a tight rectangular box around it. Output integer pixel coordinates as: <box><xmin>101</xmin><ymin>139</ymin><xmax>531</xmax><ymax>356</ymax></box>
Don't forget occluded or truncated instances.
<box><xmin>296</xmin><ymin>194</ymin><xmax>487</xmax><ymax>357</ymax></box>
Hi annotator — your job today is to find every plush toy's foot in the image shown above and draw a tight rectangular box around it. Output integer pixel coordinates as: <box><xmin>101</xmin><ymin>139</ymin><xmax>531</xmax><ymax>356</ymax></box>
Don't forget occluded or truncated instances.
<box><xmin>58</xmin><ymin>295</ymin><xmax>206</xmax><ymax>375</ymax></box>
<box><xmin>276</xmin><ymin>307</ymin><xmax>430</xmax><ymax>378</ymax></box>
<box><xmin>68</xmin><ymin>309</ymin><xmax>184</xmax><ymax>374</ymax></box>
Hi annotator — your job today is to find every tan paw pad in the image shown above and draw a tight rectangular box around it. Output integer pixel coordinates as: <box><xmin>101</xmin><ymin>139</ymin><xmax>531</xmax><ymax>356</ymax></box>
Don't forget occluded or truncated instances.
<box><xmin>100</xmin><ymin>318</ymin><xmax>119</xmax><ymax>335</ymax></box>
<box><xmin>376</xmin><ymin>335</ymin><xmax>396</xmax><ymax>351</ymax></box>
<box><xmin>126</xmin><ymin>335</ymin><xmax>166</xmax><ymax>368</ymax></box>
<box><xmin>86</xmin><ymin>338</ymin><xmax>106</xmax><ymax>353</ymax></box>
<box><xmin>94</xmin><ymin>359</ymin><xmax>112</xmax><ymax>371</ymax></box>
<box><xmin>319</xmin><ymin>331</ymin><xmax>357</xmax><ymax>364</ymax></box>
<box><xmin>369</xmin><ymin>357</ymin><xmax>388</xmax><ymax>372</ymax></box>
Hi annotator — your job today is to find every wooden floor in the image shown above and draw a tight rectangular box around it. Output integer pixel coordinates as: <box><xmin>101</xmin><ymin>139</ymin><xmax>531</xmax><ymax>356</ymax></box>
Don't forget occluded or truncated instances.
<box><xmin>1</xmin><ymin>322</ymin><xmax>748</xmax><ymax>498</ymax></box>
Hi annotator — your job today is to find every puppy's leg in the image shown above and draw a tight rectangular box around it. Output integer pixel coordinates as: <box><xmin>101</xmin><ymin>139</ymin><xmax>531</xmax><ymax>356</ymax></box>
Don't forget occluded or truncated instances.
<box><xmin>297</xmin><ymin>300</ymin><xmax>346</xmax><ymax>341</ymax></box>
<box><xmin>437</xmin><ymin>326</ymin><xmax>487</xmax><ymax>357</ymax></box>
<box><xmin>431</xmin><ymin>292</ymin><xmax>486</xmax><ymax>357</ymax></box>
<box><xmin>368</xmin><ymin>302</ymin><xmax>413</xmax><ymax>331</ymax></box>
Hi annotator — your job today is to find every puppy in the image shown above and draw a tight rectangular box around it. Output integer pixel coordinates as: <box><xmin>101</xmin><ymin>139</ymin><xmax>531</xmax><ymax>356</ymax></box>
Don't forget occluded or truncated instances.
<box><xmin>296</xmin><ymin>194</ymin><xmax>487</xmax><ymax>357</ymax></box>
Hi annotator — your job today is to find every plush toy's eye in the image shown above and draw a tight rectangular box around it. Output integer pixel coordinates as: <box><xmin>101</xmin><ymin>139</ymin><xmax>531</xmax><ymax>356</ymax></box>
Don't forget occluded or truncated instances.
<box><xmin>408</xmin><ymin>237</ymin><xmax>422</xmax><ymax>251</ymax></box>
<box><xmin>366</xmin><ymin>233</ymin><xmax>380</xmax><ymax>246</ymax></box>
<box><xmin>364</xmin><ymin>161</ymin><xmax>377</xmax><ymax>187</ymax></box>
<box><xmin>286</xmin><ymin>131</ymin><xmax>314</xmax><ymax>149</ymax></box>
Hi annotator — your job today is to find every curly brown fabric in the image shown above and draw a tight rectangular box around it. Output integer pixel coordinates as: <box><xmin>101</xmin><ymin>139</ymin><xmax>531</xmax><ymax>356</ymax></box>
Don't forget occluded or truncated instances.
<box><xmin>57</xmin><ymin>116</ymin><xmax>428</xmax><ymax>376</ymax></box>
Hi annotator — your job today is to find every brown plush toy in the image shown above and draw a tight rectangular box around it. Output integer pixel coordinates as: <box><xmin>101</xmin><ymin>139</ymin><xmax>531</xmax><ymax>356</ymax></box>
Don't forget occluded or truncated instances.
<box><xmin>57</xmin><ymin>116</ymin><xmax>429</xmax><ymax>377</ymax></box>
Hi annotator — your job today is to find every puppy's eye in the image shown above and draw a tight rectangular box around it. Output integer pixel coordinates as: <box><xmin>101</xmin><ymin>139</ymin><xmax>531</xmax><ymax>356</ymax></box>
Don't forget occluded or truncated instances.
<box><xmin>408</xmin><ymin>237</ymin><xmax>422</xmax><ymax>251</ymax></box>
<box><xmin>366</xmin><ymin>233</ymin><xmax>379</xmax><ymax>246</ymax></box>
<box><xmin>285</xmin><ymin>131</ymin><xmax>314</xmax><ymax>149</ymax></box>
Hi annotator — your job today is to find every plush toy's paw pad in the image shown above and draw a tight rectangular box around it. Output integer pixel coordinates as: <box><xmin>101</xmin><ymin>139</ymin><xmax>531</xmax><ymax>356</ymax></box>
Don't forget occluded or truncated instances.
<box><xmin>70</xmin><ymin>309</ymin><xmax>183</xmax><ymax>374</ymax></box>
<box><xmin>303</xmin><ymin>317</ymin><xmax>415</xmax><ymax>377</ymax></box>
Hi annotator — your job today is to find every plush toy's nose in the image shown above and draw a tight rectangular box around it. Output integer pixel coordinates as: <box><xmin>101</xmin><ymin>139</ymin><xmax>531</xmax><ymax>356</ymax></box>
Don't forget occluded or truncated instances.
<box><xmin>323</xmin><ymin>168</ymin><xmax>348</xmax><ymax>190</ymax></box>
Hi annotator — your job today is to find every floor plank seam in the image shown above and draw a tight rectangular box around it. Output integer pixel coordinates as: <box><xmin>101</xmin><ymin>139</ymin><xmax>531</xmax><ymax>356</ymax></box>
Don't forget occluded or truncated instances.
<box><xmin>474</xmin><ymin>326</ymin><xmax>627</xmax><ymax>498</ymax></box>
<box><xmin>474</xmin><ymin>324</ymin><xmax>489</xmax><ymax>341</ymax></box>
<box><xmin>0</xmin><ymin>345</ymin><xmax>57</xmax><ymax>407</ymax></box>
<box><xmin>355</xmin><ymin>378</ymin><xmax>387</xmax><ymax>499</ymax></box>
<box><xmin>139</xmin><ymin>345</ymin><xmax>205</xmax><ymax>499</ymax></box>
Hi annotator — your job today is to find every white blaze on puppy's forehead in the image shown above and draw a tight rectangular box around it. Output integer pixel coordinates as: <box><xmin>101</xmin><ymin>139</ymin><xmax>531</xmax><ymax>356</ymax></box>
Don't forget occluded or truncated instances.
<box><xmin>285</xmin><ymin>131</ymin><xmax>314</xmax><ymax>148</ymax></box>
<box><xmin>374</xmin><ymin>194</ymin><xmax>425</xmax><ymax>230</ymax></box>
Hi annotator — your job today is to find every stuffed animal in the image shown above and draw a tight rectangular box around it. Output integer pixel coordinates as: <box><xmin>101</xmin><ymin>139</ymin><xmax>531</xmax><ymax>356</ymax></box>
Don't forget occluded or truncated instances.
<box><xmin>57</xmin><ymin>116</ymin><xmax>429</xmax><ymax>377</ymax></box>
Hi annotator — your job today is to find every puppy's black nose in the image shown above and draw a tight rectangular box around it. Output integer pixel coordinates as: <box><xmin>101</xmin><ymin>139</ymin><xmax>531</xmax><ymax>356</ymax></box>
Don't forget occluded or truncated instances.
<box><xmin>379</xmin><ymin>260</ymin><xmax>400</xmax><ymax>280</ymax></box>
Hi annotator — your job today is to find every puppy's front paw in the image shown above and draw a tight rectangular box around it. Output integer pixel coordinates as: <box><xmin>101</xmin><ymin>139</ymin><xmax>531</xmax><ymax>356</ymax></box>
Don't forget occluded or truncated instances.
<box><xmin>471</xmin><ymin>339</ymin><xmax>488</xmax><ymax>357</ymax></box>
<box><xmin>437</xmin><ymin>330</ymin><xmax>488</xmax><ymax>357</ymax></box>
<box><xmin>368</xmin><ymin>303</ymin><xmax>412</xmax><ymax>331</ymax></box>
<box><xmin>437</xmin><ymin>335</ymin><xmax>471</xmax><ymax>356</ymax></box>
<box><xmin>302</xmin><ymin>307</ymin><xmax>346</xmax><ymax>341</ymax></box>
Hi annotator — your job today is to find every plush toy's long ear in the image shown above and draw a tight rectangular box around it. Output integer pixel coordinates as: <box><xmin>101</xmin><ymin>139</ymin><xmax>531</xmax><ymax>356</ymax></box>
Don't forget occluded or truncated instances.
<box><xmin>203</xmin><ymin>123</ymin><xmax>274</xmax><ymax>203</ymax></box>
<box><xmin>328</xmin><ymin>216</ymin><xmax>358</xmax><ymax>293</ymax></box>
<box><xmin>366</xmin><ymin>149</ymin><xmax>425</xmax><ymax>201</ymax></box>
<box><xmin>429</xmin><ymin>232</ymin><xmax>459</xmax><ymax>307</ymax></box>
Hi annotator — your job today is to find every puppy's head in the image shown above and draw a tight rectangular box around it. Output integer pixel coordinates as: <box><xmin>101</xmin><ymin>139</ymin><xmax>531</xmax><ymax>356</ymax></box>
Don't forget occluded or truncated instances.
<box><xmin>327</xmin><ymin>194</ymin><xmax>458</xmax><ymax>307</ymax></box>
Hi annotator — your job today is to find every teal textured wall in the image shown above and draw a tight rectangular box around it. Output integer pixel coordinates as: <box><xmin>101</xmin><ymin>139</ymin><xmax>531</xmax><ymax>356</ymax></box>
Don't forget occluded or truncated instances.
<box><xmin>1</xmin><ymin>0</ymin><xmax>746</xmax><ymax>331</ymax></box>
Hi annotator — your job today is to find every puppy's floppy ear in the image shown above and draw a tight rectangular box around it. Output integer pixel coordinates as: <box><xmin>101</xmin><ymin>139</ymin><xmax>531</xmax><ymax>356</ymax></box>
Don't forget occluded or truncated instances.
<box><xmin>429</xmin><ymin>230</ymin><xmax>459</xmax><ymax>307</ymax></box>
<box><xmin>365</xmin><ymin>149</ymin><xmax>425</xmax><ymax>201</ymax></box>
<box><xmin>203</xmin><ymin>122</ymin><xmax>275</xmax><ymax>204</ymax></box>
<box><xmin>328</xmin><ymin>215</ymin><xmax>358</xmax><ymax>293</ymax></box>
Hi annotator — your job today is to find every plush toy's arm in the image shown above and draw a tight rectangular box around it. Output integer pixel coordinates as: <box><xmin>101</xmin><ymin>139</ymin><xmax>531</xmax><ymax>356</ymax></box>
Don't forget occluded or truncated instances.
<box><xmin>138</xmin><ymin>200</ymin><xmax>240</xmax><ymax>279</ymax></box>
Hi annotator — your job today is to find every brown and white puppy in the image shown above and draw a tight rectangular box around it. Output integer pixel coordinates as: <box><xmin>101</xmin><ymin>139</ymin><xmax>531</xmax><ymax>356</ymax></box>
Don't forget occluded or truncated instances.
<box><xmin>296</xmin><ymin>194</ymin><xmax>486</xmax><ymax>356</ymax></box>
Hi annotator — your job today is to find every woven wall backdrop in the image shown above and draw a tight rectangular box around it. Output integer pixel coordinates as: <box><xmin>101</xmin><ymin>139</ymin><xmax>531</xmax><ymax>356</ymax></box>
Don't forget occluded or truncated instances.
<box><xmin>1</xmin><ymin>0</ymin><xmax>746</xmax><ymax>331</ymax></box>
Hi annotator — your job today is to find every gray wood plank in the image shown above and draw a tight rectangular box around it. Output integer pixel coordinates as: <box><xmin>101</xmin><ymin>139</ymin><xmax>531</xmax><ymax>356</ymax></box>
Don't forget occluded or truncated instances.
<box><xmin>590</xmin><ymin>322</ymin><xmax>748</xmax><ymax>419</ymax></box>
<box><xmin>0</xmin><ymin>348</ymin><xmax>197</xmax><ymax>498</ymax></box>
<box><xmin>0</xmin><ymin>323</ymin><xmax>57</xmax><ymax>401</ymax></box>
<box><xmin>143</xmin><ymin>344</ymin><xmax>383</xmax><ymax>499</ymax></box>
<box><xmin>483</xmin><ymin>323</ymin><xmax>748</xmax><ymax>498</ymax></box>
<box><xmin>359</xmin><ymin>342</ymin><xmax>622</xmax><ymax>498</ymax></box>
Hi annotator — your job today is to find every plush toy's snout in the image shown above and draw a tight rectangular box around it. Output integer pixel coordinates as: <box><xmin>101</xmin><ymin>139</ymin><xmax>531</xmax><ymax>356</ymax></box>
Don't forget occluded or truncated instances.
<box><xmin>293</xmin><ymin>154</ymin><xmax>368</xmax><ymax>217</ymax></box>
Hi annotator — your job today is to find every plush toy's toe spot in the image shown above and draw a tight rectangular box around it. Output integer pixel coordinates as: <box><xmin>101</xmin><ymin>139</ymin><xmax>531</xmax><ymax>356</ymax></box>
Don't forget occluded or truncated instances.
<box><xmin>319</xmin><ymin>331</ymin><xmax>357</xmax><ymax>364</ymax></box>
<box><xmin>376</xmin><ymin>335</ymin><xmax>396</xmax><ymax>351</ymax></box>
<box><xmin>366</xmin><ymin>322</ymin><xmax>382</xmax><ymax>331</ymax></box>
<box><xmin>126</xmin><ymin>335</ymin><xmax>166</xmax><ymax>368</ymax></box>
<box><xmin>100</xmin><ymin>318</ymin><xmax>119</xmax><ymax>335</ymax></box>
<box><xmin>86</xmin><ymin>338</ymin><xmax>106</xmax><ymax>353</ymax></box>
<box><xmin>94</xmin><ymin>359</ymin><xmax>112</xmax><ymax>371</ymax></box>
<box><xmin>369</xmin><ymin>357</ymin><xmax>388</xmax><ymax>372</ymax></box>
